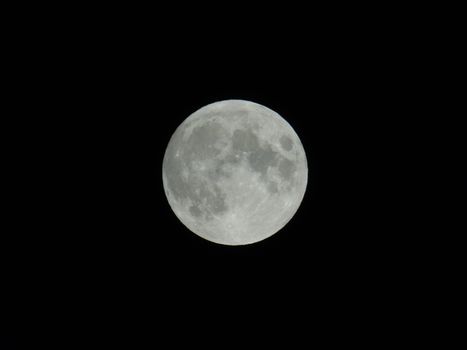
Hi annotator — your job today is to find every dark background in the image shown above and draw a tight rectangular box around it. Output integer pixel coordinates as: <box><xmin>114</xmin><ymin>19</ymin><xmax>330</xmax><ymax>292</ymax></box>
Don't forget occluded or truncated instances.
<box><xmin>3</xmin><ymin>3</ymin><xmax>465</xmax><ymax>348</ymax></box>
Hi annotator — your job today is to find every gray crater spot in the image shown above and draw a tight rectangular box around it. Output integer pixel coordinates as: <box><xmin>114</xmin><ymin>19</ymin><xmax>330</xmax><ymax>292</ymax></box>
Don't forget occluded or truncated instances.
<box><xmin>184</xmin><ymin>121</ymin><xmax>224</xmax><ymax>162</ymax></box>
<box><xmin>278</xmin><ymin>158</ymin><xmax>296</xmax><ymax>180</ymax></box>
<box><xmin>224</xmin><ymin>153</ymin><xmax>242</xmax><ymax>165</ymax></box>
<box><xmin>231</xmin><ymin>128</ymin><xmax>281</xmax><ymax>179</ymax></box>
<box><xmin>189</xmin><ymin>205</ymin><xmax>203</xmax><ymax>217</ymax></box>
<box><xmin>209</xmin><ymin>162</ymin><xmax>227</xmax><ymax>180</ymax></box>
<box><xmin>280</xmin><ymin>135</ymin><xmax>293</xmax><ymax>151</ymax></box>
<box><xmin>248</xmin><ymin>144</ymin><xmax>279</xmax><ymax>176</ymax></box>
<box><xmin>209</xmin><ymin>187</ymin><xmax>228</xmax><ymax>214</ymax></box>
<box><xmin>267</xmin><ymin>181</ymin><xmax>279</xmax><ymax>193</ymax></box>
<box><xmin>209</xmin><ymin>157</ymin><xmax>237</xmax><ymax>180</ymax></box>
<box><xmin>232</xmin><ymin>128</ymin><xmax>259</xmax><ymax>152</ymax></box>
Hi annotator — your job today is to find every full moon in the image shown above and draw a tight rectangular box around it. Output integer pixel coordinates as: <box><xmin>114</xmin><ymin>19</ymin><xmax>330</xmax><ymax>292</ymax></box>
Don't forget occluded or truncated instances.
<box><xmin>162</xmin><ymin>100</ymin><xmax>308</xmax><ymax>245</ymax></box>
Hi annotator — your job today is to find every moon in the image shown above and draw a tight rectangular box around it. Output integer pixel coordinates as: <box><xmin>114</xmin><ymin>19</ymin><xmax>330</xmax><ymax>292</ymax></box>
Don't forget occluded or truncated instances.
<box><xmin>162</xmin><ymin>100</ymin><xmax>308</xmax><ymax>245</ymax></box>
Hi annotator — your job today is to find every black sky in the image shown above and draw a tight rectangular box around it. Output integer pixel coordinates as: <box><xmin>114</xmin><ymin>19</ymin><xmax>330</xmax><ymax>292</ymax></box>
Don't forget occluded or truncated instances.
<box><xmin>3</xmin><ymin>4</ymin><xmax>465</xmax><ymax>348</ymax></box>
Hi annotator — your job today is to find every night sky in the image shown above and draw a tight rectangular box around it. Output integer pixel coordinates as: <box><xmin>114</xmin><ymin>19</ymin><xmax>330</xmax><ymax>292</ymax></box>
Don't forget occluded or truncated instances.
<box><xmin>3</xmin><ymin>3</ymin><xmax>465</xmax><ymax>348</ymax></box>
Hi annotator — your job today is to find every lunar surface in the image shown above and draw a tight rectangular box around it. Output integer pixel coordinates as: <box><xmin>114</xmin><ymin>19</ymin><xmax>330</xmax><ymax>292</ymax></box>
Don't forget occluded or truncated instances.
<box><xmin>162</xmin><ymin>100</ymin><xmax>308</xmax><ymax>245</ymax></box>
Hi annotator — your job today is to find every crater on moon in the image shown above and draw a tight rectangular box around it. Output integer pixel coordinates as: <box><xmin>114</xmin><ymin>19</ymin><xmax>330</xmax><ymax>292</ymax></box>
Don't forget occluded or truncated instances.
<box><xmin>162</xmin><ymin>99</ymin><xmax>308</xmax><ymax>245</ymax></box>
<box><xmin>184</xmin><ymin>121</ymin><xmax>227</xmax><ymax>162</ymax></box>
<box><xmin>280</xmin><ymin>135</ymin><xmax>293</xmax><ymax>151</ymax></box>
<box><xmin>278</xmin><ymin>158</ymin><xmax>296</xmax><ymax>180</ymax></box>
<box><xmin>248</xmin><ymin>144</ymin><xmax>279</xmax><ymax>179</ymax></box>
<box><xmin>232</xmin><ymin>128</ymin><xmax>259</xmax><ymax>152</ymax></box>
